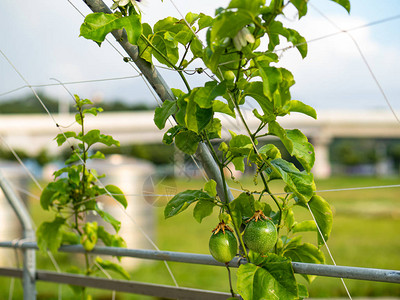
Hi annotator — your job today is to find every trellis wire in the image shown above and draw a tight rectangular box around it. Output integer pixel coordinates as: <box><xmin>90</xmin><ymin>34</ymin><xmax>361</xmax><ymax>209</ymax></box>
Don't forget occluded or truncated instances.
<box><xmin>0</xmin><ymin>75</ymin><xmax>142</xmax><ymax>98</ymax></box>
<box><xmin>0</xmin><ymin>1</ymin><xmax>398</xmax><ymax>298</ymax></box>
<box><xmin>0</xmin><ymin>48</ymin><xmax>180</xmax><ymax>288</ymax></box>
<box><xmin>309</xmin><ymin>3</ymin><xmax>400</xmax><ymax>126</ymax></box>
<box><xmin>165</xmin><ymin>1</ymin><xmax>353</xmax><ymax>297</ymax></box>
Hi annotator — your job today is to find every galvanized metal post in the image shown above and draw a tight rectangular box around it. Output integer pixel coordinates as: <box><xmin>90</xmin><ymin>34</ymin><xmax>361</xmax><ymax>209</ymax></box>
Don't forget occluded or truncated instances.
<box><xmin>0</xmin><ymin>171</ymin><xmax>36</xmax><ymax>300</ymax></box>
<box><xmin>81</xmin><ymin>0</ymin><xmax>234</xmax><ymax>204</ymax></box>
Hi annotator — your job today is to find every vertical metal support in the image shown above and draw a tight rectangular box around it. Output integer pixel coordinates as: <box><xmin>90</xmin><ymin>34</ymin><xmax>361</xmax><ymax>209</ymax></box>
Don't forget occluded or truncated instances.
<box><xmin>82</xmin><ymin>0</ymin><xmax>234</xmax><ymax>204</ymax></box>
<box><xmin>0</xmin><ymin>171</ymin><xmax>36</xmax><ymax>300</ymax></box>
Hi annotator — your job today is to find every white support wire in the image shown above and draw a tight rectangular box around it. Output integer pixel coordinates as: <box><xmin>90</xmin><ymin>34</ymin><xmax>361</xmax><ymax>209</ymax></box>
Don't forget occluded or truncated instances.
<box><xmin>0</xmin><ymin>75</ymin><xmax>143</xmax><ymax>98</ymax></box>
<box><xmin>0</xmin><ymin>46</ymin><xmax>180</xmax><ymax>290</ymax></box>
<box><xmin>306</xmin><ymin>202</ymin><xmax>353</xmax><ymax>300</ymax></box>
<box><xmin>1</xmin><ymin>1</ymin><xmax>399</xmax><ymax>297</ymax></box>
<box><xmin>309</xmin><ymin>3</ymin><xmax>400</xmax><ymax>126</ymax></box>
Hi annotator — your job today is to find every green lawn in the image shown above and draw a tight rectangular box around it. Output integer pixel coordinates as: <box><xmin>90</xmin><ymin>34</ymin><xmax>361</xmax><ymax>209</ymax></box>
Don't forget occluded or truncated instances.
<box><xmin>1</xmin><ymin>176</ymin><xmax>399</xmax><ymax>299</ymax></box>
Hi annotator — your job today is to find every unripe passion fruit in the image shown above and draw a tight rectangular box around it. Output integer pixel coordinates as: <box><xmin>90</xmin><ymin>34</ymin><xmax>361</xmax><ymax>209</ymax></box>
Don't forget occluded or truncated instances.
<box><xmin>243</xmin><ymin>212</ymin><xmax>277</xmax><ymax>254</ymax></box>
<box><xmin>209</xmin><ymin>223</ymin><xmax>238</xmax><ymax>263</ymax></box>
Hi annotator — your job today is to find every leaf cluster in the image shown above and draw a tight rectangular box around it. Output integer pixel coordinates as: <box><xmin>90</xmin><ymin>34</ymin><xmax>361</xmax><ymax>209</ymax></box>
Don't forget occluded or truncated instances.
<box><xmin>78</xmin><ymin>0</ymin><xmax>351</xmax><ymax>298</ymax></box>
<box><xmin>36</xmin><ymin>95</ymin><xmax>130</xmax><ymax>290</ymax></box>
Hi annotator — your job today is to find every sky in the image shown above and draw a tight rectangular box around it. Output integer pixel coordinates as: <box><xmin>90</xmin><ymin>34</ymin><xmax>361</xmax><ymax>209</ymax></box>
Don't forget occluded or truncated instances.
<box><xmin>0</xmin><ymin>0</ymin><xmax>399</xmax><ymax>112</ymax></box>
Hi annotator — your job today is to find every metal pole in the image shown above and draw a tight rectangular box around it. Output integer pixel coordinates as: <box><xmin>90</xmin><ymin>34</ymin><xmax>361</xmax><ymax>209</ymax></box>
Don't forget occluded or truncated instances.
<box><xmin>81</xmin><ymin>0</ymin><xmax>234</xmax><ymax>203</ymax></box>
<box><xmin>1</xmin><ymin>241</ymin><xmax>400</xmax><ymax>284</ymax></box>
<box><xmin>0</xmin><ymin>171</ymin><xmax>36</xmax><ymax>300</ymax></box>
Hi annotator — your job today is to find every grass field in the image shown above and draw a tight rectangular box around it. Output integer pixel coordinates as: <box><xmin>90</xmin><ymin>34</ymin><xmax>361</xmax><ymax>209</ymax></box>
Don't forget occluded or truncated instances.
<box><xmin>1</xmin><ymin>176</ymin><xmax>399</xmax><ymax>299</ymax></box>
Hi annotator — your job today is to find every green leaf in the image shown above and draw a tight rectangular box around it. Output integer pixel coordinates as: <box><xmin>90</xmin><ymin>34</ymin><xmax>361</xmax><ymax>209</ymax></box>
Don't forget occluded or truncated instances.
<box><xmin>193</xmin><ymin>200</ymin><xmax>215</xmax><ymax>223</ymax></box>
<box><xmin>81</xmin><ymin>129</ymin><xmax>101</xmax><ymax>147</ymax></box>
<box><xmin>164</xmin><ymin>190</ymin><xmax>213</xmax><ymax>219</ymax></box>
<box><xmin>162</xmin><ymin>125</ymin><xmax>183</xmax><ymax>145</ymax></box>
<box><xmin>269</xmin><ymin>158</ymin><xmax>314</xmax><ymax>203</ymax></box>
<box><xmin>298</xmin><ymin>283</ymin><xmax>309</xmax><ymax>299</ymax></box>
<box><xmin>255</xmin><ymin>61</ymin><xmax>282</xmax><ymax>99</ymax></box>
<box><xmin>95</xmin><ymin>204</ymin><xmax>121</xmax><ymax>232</ymax></box>
<box><xmin>75</xmin><ymin>113</ymin><xmax>83</xmax><ymax>126</ymax></box>
<box><xmin>196</xmin><ymin>106</ymin><xmax>214</xmax><ymax>132</ymax></box>
<box><xmin>291</xmin><ymin>220</ymin><xmax>317</xmax><ymax>234</ymax></box>
<box><xmin>229</xmin><ymin>193</ymin><xmax>255</xmax><ymax>227</ymax></box>
<box><xmin>175</xmin><ymin>130</ymin><xmax>201</xmax><ymax>155</ymax></box>
<box><xmin>106</xmin><ymin>184</ymin><xmax>128</xmax><ymax>209</ymax></box>
<box><xmin>283</xmin><ymin>207</ymin><xmax>295</xmax><ymax>230</ymax></box>
<box><xmin>194</xmin><ymin>81</ymin><xmax>227</xmax><ymax>108</ymax></box>
<box><xmin>81</xmin><ymin>222</ymin><xmax>98</xmax><ymax>251</ymax></box>
<box><xmin>213</xmin><ymin>100</ymin><xmax>235</xmax><ymax>118</ymax></box>
<box><xmin>232</xmin><ymin>156</ymin><xmax>245</xmax><ymax>172</ymax></box>
<box><xmin>185</xmin><ymin>12</ymin><xmax>200</xmax><ymax>25</ymax></box>
<box><xmin>258</xmin><ymin>144</ymin><xmax>281</xmax><ymax>160</ymax></box>
<box><xmin>98</xmin><ymin>133</ymin><xmax>120</xmax><ymax>147</ymax></box>
<box><xmin>97</xmin><ymin>226</ymin><xmax>126</xmax><ymax>248</ymax></box>
<box><xmin>55</xmin><ymin>131</ymin><xmax>76</xmax><ymax>146</ymax></box>
<box><xmin>61</xmin><ymin>231</ymin><xmax>80</xmax><ymax>245</ymax></box>
<box><xmin>284</xmin><ymin>242</ymin><xmax>325</xmax><ymax>264</ymax></box>
<box><xmin>286</xmin><ymin>100</ymin><xmax>317</xmax><ymax>119</ymax></box>
<box><xmin>290</xmin><ymin>0</ymin><xmax>308</xmax><ymax>18</ymax></box>
<box><xmin>228</xmin><ymin>0</ymin><xmax>265</xmax><ymax>15</ymax></box>
<box><xmin>40</xmin><ymin>183</ymin><xmax>57</xmax><ymax>210</ymax></box>
<box><xmin>243</xmin><ymin>81</ymin><xmax>274</xmax><ymax>116</ymax></box>
<box><xmin>198</xmin><ymin>13</ymin><xmax>214</xmax><ymax>30</ymax></box>
<box><xmin>268</xmin><ymin>122</ymin><xmax>315</xmax><ymax>173</ymax></box>
<box><xmin>229</xmin><ymin>134</ymin><xmax>254</xmax><ymax>157</ymax></box>
<box><xmin>95</xmin><ymin>257</ymin><xmax>130</xmax><ymax>280</ymax></box>
<box><xmin>307</xmin><ymin>195</ymin><xmax>333</xmax><ymax>246</ymax></box>
<box><xmin>286</xmin><ymin>129</ymin><xmax>315</xmax><ymax>173</ymax></box>
<box><xmin>269</xmin><ymin>121</ymin><xmax>293</xmax><ymax>153</ymax></box>
<box><xmin>37</xmin><ymin>217</ymin><xmax>65</xmax><ymax>253</ymax></box>
<box><xmin>204</xmin><ymin>180</ymin><xmax>217</xmax><ymax>197</ymax></box>
<box><xmin>284</xmin><ymin>242</ymin><xmax>325</xmax><ymax>283</ymax></box>
<box><xmin>210</xmin><ymin>11</ymin><xmax>253</xmax><ymax>43</ymax></box>
<box><xmin>89</xmin><ymin>151</ymin><xmax>105</xmax><ymax>160</ymax></box>
<box><xmin>237</xmin><ymin>255</ymin><xmax>298</xmax><ymax>300</ymax></box>
<box><xmin>329</xmin><ymin>0</ymin><xmax>351</xmax><ymax>13</ymax></box>
<box><xmin>151</xmin><ymin>31</ymin><xmax>179</xmax><ymax>66</ymax></box>
<box><xmin>138</xmin><ymin>23</ymin><xmax>153</xmax><ymax>62</ymax></box>
<box><xmin>80</xmin><ymin>13</ymin><xmax>142</xmax><ymax>46</ymax></box>
<box><xmin>154</xmin><ymin>100</ymin><xmax>178</xmax><ymax>129</ymax></box>
<box><xmin>40</xmin><ymin>180</ymin><xmax>68</xmax><ymax>210</ymax></box>
<box><xmin>83</xmin><ymin>106</ymin><xmax>103</xmax><ymax>117</ymax></box>
<box><xmin>206</xmin><ymin>118</ymin><xmax>222</xmax><ymax>140</ymax></box>
<box><xmin>190</xmin><ymin>37</ymin><xmax>203</xmax><ymax>57</ymax></box>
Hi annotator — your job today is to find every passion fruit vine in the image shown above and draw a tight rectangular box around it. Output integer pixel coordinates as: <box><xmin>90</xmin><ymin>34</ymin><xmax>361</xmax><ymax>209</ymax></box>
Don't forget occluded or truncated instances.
<box><xmin>209</xmin><ymin>222</ymin><xmax>238</xmax><ymax>263</ymax></box>
<box><xmin>243</xmin><ymin>210</ymin><xmax>278</xmax><ymax>254</ymax></box>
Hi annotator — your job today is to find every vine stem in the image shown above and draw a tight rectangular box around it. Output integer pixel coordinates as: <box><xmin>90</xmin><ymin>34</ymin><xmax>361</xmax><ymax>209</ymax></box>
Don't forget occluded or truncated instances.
<box><xmin>226</xmin><ymin>264</ymin><xmax>235</xmax><ymax>297</ymax></box>
<box><xmin>203</xmin><ymin>135</ymin><xmax>248</xmax><ymax>260</ymax></box>
<box><xmin>259</xmin><ymin>171</ymin><xmax>282</xmax><ymax>233</ymax></box>
<box><xmin>140</xmin><ymin>35</ymin><xmax>191</xmax><ymax>92</ymax></box>
<box><xmin>230</xmin><ymin>85</ymin><xmax>283</xmax><ymax>230</ymax></box>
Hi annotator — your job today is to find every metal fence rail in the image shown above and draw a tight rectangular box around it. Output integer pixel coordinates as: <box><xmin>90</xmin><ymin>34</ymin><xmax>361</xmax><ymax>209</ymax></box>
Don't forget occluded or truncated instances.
<box><xmin>0</xmin><ymin>267</ymin><xmax>232</xmax><ymax>300</ymax></box>
<box><xmin>1</xmin><ymin>241</ymin><xmax>399</xmax><ymax>284</ymax></box>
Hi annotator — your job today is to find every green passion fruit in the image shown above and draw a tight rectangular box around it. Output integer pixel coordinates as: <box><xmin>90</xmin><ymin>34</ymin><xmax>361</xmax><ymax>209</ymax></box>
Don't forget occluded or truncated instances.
<box><xmin>209</xmin><ymin>222</ymin><xmax>238</xmax><ymax>263</ymax></box>
<box><xmin>243</xmin><ymin>211</ymin><xmax>278</xmax><ymax>254</ymax></box>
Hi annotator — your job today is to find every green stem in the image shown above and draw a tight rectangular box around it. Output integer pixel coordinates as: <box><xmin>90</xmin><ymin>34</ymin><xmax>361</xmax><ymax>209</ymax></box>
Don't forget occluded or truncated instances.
<box><xmin>259</xmin><ymin>171</ymin><xmax>282</xmax><ymax>233</ymax></box>
<box><xmin>178</xmin><ymin>42</ymin><xmax>191</xmax><ymax>69</ymax></box>
<box><xmin>140</xmin><ymin>35</ymin><xmax>191</xmax><ymax>92</ymax></box>
<box><xmin>203</xmin><ymin>135</ymin><xmax>248</xmax><ymax>260</ymax></box>
<box><xmin>225</xmin><ymin>264</ymin><xmax>235</xmax><ymax>297</ymax></box>
<box><xmin>231</xmin><ymin>90</ymin><xmax>283</xmax><ymax>233</ymax></box>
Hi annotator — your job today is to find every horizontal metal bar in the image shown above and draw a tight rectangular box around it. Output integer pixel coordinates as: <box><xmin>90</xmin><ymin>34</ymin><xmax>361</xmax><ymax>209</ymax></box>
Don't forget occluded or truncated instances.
<box><xmin>1</xmin><ymin>241</ymin><xmax>400</xmax><ymax>283</ymax></box>
<box><xmin>0</xmin><ymin>267</ymin><xmax>23</xmax><ymax>278</ymax></box>
<box><xmin>0</xmin><ymin>241</ymin><xmax>241</xmax><ymax>268</ymax></box>
<box><xmin>0</xmin><ymin>267</ymin><xmax>233</xmax><ymax>299</ymax></box>
<box><xmin>292</xmin><ymin>262</ymin><xmax>400</xmax><ymax>283</ymax></box>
